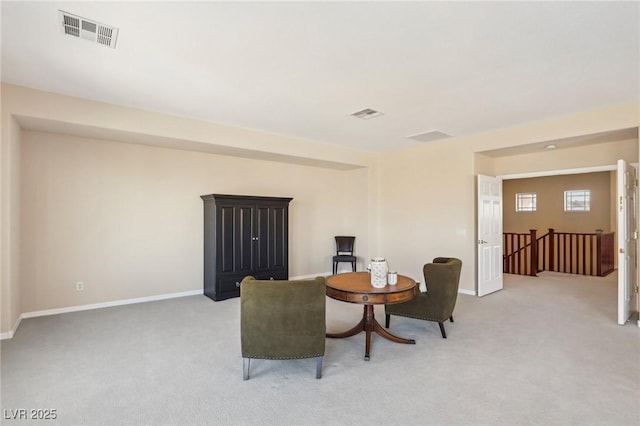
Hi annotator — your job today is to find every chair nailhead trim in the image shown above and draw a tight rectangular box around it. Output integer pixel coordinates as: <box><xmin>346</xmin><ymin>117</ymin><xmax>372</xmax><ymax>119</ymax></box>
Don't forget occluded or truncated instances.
<box><xmin>246</xmin><ymin>354</ymin><xmax>324</xmax><ymax>360</ymax></box>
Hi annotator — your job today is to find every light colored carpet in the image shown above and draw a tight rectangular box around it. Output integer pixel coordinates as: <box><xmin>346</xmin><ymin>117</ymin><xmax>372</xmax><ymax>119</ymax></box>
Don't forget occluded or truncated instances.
<box><xmin>1</xmin><ymin>272</ymin><xmax>638</xmax><ymax>425</ymax></box>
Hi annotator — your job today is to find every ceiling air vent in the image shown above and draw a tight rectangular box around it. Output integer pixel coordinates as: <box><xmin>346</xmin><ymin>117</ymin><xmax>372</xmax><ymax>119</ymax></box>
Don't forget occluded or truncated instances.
<box><xmin>406</xmin><ymin>130</ymin><xmax>452</xmax><ymax>143</ymax></box>
<box><xmin>59</xmin><ymin>10</ymin><xmax>119</xmax><ymax>48</ymax></box>
<box><xmin>351</xmin><ymin>108</ymin><xmax>384</xmax><ymax>120</ymax></box>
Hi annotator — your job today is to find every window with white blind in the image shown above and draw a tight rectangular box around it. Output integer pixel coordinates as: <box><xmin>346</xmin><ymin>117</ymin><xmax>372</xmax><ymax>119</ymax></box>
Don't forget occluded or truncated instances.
<box><xmin>564</xmin><ymin>190</ymin><xmax>590</xmax><ymax>211</ymax></box>
<box><xmin>515</xmin><ymin>192</ymin><xmax>536</xmax><ymax>212</ymax></box>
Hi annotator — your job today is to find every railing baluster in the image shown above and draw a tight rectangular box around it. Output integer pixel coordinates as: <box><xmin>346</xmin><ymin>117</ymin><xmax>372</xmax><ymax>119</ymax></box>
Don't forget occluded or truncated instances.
<box><xmin>596</xmin><ymin>230</ymin><xmax>602</xmax><ymax>277</ymax></box>
<box><xmin>517</xmin><ymin>234</ymin><xmax>522</xmax><ymax>275</ymax></box>
<box><xmin>548</xmin><ymin>229</ymin><xmax>555</xmax><ymax>272</ymax></box>
<box><xmin>503</xmin><ymin>233</ymin><xmax>507</xmax><ymax>273</ymax></box>
<box><xmin>539</xmin><ymin>237</ymin><xmax>542</xmax><ymax>272</ymax></box>
<box><xmin>589</xmin><ymin>235</ymin><xmax>594</xmax><ymax>275</ymax></box>
<box><xmin>524</xmin><ymin>233</ymin><xmax>528</xmax><ymax>275</ymax></box>
<box><xmin>511</xmin><ymin>233</ymin><xmax>515</xmax><ymax>273</ymax></box>
<box><xmin>538</xmin><ymin>237</ymin><xmax>543</xmax><ymax>272</ymax></box>
<box><xmin>529</xmin><ymin>229</ymin><xmax>537</xmax><ymax>276</ymax></box>
<box><xmin>581</xmin><ymin>234</ymin><xmax>586</xmax><ymax>275</ymax></box>
<box><xmin>517</xmin><ymin>234</ymin><xmax>521</xmax><ymax>275</ymax></box>
<box><xmin>564</xmin><ymin>233</ymin><xmax>568</xmax><ymax>273</ymax></box>
<box><xmin>556</xmin><ymin>233</ymin><xmax>560</xmax><ymax>272</ymax></box>
<box><xmin>572</xmin><ymin>234</ymin><xmax>576</xmax><ymax>274</ymax></box>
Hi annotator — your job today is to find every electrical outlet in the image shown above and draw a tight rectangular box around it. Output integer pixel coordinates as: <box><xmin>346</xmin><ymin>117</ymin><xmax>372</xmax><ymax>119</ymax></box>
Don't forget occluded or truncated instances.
<box><xmin>76</xmin><ymin>281</ymin><xmax>84</xmax><ymax>291</ymax></box>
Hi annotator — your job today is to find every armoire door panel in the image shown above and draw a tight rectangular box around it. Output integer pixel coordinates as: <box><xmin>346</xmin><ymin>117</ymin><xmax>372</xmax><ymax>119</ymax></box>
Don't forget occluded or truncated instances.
<box><xmin>254</xmin><ymin>206</ymin><xmax>270</xmax><ymax>271</ymax></box>
<box><xmin>218</xmin><ymin>206</ymin><xmax>236</xmax><ymax>273</ymax></box>
<box><xmin>270</xmin><ymin>206</ymin><xmax>287</xmax><ymax>269</ymax></box>
<box><xmin>235</xmin><ymin>206</ymin><xmax>254</xmax><ymax>273</ymax></box>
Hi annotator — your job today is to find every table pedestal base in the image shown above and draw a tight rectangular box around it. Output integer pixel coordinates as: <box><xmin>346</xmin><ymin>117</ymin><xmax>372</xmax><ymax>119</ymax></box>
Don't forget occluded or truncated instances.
<box><xmin>327</xmin><ymin>305</ymin><xmax>415</xmax><ymax>360</ymax></box>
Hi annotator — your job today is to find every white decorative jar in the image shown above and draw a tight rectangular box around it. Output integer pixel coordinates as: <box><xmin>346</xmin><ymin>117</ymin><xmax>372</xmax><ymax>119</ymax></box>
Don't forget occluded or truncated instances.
<box><xmin>387</xmin><ymin>271</ymin><xmax>398</xmax><ymax>285</ymax></box>
<box><xmin>370</xmin><ymin>257</ymin><xmax>388</xmax><ymax>288</ymax></box>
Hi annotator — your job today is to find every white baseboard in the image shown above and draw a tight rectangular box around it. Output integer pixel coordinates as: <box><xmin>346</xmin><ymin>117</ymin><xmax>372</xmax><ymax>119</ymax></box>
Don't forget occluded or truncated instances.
<box><xmin>0</xmin><ymin>315</ymin><xmax>22</xmax><ymax>340</ymax></box>
<box><xmin>21</xmin><ymin>289</ymin><xmax>204</xmax><ymax>319</ymax></box>
<box><xmin>458</xmin><ymin>289</ymin><xmax>476</xmax><ymax>296</ymax></box>
<box><xmin>290</xmin><ymin>273</ymin><xmax>333</xmax><ymax>280</ymax></box>
<box><xmin>1</xmin><ymin>289</ymin><xmax>203</xmax><ymax>340</ymax></box>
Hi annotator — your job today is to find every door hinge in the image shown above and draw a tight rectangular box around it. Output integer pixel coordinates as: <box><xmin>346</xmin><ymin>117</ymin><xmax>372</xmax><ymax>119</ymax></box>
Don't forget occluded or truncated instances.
<box><xmin>635</xmin><ymin>285</ymin><xmax>639</xmax><ymax>294</ymax></box>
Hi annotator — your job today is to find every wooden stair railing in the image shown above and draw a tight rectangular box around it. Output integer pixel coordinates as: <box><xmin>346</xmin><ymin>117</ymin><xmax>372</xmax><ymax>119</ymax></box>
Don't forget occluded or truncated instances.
<box><xmin>503</xmin><ymin>228</ymin><xmax>615</xmax><ymax>277</ymax></box>
<box><xmin>503</xmin><ymin>230</ymin><xmax>538</xmax><ymax>276</ymax></box>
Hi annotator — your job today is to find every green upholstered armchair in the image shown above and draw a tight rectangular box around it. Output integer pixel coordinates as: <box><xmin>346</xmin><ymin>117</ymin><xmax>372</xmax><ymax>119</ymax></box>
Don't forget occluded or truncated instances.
<box><xmin>240</xmin><ymin>276</ymin><xmax>326</xmax><ymax>380</ymax></box>
<box><xmin>384</xmin><ymin>257</ymin><xmax>462</xmax><ymax>339</ymax></box>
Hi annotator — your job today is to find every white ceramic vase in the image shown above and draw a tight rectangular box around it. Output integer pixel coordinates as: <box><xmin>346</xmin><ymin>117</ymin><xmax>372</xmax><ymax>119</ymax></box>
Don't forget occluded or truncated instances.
<box><xmin>370</xmin><ymin>257</ymin><xmax>388</xmax><ymax>288</ymax></box>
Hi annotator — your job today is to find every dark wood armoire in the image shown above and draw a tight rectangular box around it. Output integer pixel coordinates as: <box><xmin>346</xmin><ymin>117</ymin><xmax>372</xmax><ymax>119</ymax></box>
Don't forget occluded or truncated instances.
<box><xmin>201</xmin><ymin>194</ymin><xmax>293</xmax><ymax>301</ymax></box>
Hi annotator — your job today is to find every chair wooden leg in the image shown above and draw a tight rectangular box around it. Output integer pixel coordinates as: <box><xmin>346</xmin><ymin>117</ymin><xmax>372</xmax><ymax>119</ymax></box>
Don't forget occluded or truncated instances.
<box><xmin>385</xmin><ymin>314</ymin><xmax>391</xmax><ymax>328</ymax></box>
<box><xmin>316</xmin><ymin>356</ymin><xmax>323</xmax><ymax>379</ymax></box>
<box><xmin>438</xmin><ymin>322</ymin><xmax>447</xmax><ymax>339</ymax></box>
<box><xmin>351</xmin><ymin>261</ymin><xmax>355</xmax><ymax>272</ymax></box>
<box><xmin>333</xmin><ymin>262</ymin><xmax>337</xmax><ymax>274</ymax></box>
<box><xmin>243</xmin><ymin>357</ymin><xmax>250</xmax><ymax>380</ymax></box>
<box><xmin>450</xmin><ymin>315</ymin><xmax>454</xmax><ymax>323</ymax></box>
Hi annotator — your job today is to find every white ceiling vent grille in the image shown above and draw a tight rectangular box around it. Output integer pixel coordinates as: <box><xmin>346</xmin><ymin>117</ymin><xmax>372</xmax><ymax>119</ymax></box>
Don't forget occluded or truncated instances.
<box><xmin>351</xmin><ymin>108</ymin><xmax>384</xmax><ymax>120</ymax></box>
<box><xmin>406</xmin><ymin>130</ymin><xmax>452</xmax><ymax>143</ymax></box>
<box><xmin>59</xmin><ymin>10</ymin><xmax>118</xmax><ymax>48</ymax></box>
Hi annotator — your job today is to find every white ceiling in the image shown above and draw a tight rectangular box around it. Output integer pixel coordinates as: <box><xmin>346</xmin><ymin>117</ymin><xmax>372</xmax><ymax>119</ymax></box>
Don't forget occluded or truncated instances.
<box><xmin>2</xmin><ymin>1</ymin><xmax>639</xmax><ymax>153</ymax></box>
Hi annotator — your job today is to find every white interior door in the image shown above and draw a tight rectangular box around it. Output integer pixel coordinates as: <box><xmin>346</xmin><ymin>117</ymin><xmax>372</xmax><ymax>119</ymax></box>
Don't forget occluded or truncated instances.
<box><xmin>477</xmin><ymin>175</ymin><xmax>503</xmax><ymax>296</ymax></box>
<box><xmin>617</xmin><ymin>159</ymin><xmax>637</xmax><ymax>325</ymax></box>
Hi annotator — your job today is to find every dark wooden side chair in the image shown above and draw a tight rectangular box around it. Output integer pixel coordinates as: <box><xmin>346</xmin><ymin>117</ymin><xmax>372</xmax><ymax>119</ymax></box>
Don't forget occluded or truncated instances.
<box><xmin>240</xmin><ymin>276</ymin><xmax>326</xmax><ymax>380</ymax></box>
<box><xmin>332</xmin><ymin>236</ymin><xmax>356</xmax><ymax>274</ymax></box>
<box><xmin>384</xmin><ymin>257</ymin><xmax>462</xmax><ymax>338</ymax></box>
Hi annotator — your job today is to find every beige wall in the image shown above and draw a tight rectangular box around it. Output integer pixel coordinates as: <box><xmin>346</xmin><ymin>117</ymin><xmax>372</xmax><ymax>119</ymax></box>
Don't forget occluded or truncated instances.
<box><xmin>2</xmin><ymin>83</ymin><xmax>639</xmax><ymax>335</ymax></box>
<box><xmin>20</xmin><ymin>131</ymin><xmax>369</xmax><ymax>313</ymax></box>
<box><xmin>341</xmin><ymin>167</ymin><xmax>372</xmax><ymax>271</ymax></box>
<box><xmin>473</xmin><ymin>153</ymin><xmax>495</xmax><ymax>176</ymax></box>
<box><xmin>503</xmin><ymin>172</ymin><xmax>613</xmax><ymax>234</ymax></box>
<box><xmin>376</xmin><ymin>140</ymin><xmax>476</xmax><ymax>290</ymax></box>
<box><xmin>1</xmin><ymin>113</ymin><xmax>21</xmax><ymax>337</ymax></box>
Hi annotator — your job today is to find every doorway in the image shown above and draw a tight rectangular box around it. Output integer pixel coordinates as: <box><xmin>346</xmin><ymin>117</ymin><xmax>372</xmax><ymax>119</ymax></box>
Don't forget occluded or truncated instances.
<box><xmin>476</xmin><ymin>163</ymin><xmax>638</xmax><ymax>325</ymax></box>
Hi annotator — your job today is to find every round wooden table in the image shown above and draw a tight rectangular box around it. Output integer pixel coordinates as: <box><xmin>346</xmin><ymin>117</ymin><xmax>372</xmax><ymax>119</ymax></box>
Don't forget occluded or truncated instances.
<box><xmin>325</xmin><ymin>272</ymin><xmax>417</xmax><ymax>360</ymax></box>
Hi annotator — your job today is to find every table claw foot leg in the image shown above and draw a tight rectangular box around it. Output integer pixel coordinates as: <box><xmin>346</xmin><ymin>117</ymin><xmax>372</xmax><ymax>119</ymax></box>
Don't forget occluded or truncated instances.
<box><xmin>326</xmin><ymin>318</ymin><xmax>365</xmax><ymax>338</ymax></box>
